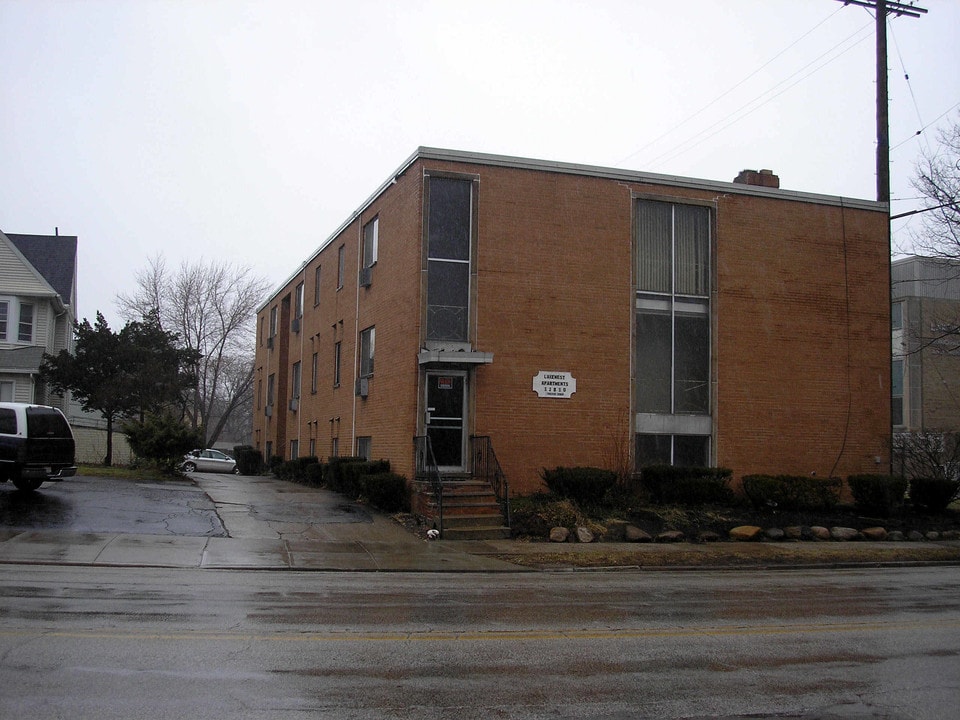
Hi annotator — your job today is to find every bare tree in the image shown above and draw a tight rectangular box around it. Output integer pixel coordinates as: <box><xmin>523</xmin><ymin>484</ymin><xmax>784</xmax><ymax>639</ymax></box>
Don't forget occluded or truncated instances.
<box><xmin>117</xmin><ymin>255</ymin><xmax>271</xmax><ymax>447</ymax></box>
<box><xmin>910</xmin><ymin>113</ymin><xmax>960</xmax><ymax>259</ymax></box>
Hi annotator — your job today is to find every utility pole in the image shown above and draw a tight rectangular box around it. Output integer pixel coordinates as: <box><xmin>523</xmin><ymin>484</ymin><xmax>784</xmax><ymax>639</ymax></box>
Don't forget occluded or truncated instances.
<box><xmin>837</xmin><ymin>0</ymin><xmax>927</xmax><ymax>203</ymax></box>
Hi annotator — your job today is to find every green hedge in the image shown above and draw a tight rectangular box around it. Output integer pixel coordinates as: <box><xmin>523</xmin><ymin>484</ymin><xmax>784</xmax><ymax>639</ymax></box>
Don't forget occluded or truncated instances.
<box><xmin>909</xmin><ymin>476</ymin><xmax>960</xmax><ymax>512</ymax></box>
<box><xmin>741</xmin><ymin>474</ymin><xmax>841</xmax><ymax>511</ymax></box>
<box><xmin>274</xmin><ymin>456</ymin><xmax>320</xmax><ymax>483</ymax></box>
<box><xmin>232</xmin><ymin>446</ymin><xmax>263</xmax><ymax>476</ymax></box>
<box><xmin>325</xmin><ymin>457</ymin><xmax>391</xmax><ymax>498</ymax></box>
<box><xmin>359</xmin><ymin>472</ymin><xmax>410</xmax><ymax>513</ymax></box>
<box><xmin>540</xmin><ymin>467</ymin><xmax>618</xmax><ymax>506</ymax></box>
<box><xmin>639</xmin><ymin>466</ymin><xmax>734</xmax><ymax>505</ymax></box>
<box><xmin>847</xmin><ymin>474</ymin><xmax>908</xmax><ymax>516</ymax></box>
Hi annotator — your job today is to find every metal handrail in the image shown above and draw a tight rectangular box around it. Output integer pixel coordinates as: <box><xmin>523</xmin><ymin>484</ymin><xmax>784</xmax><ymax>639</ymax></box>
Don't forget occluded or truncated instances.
<box><xmin>470</xmin><ymin>435</ymin><xmax>510</xmax><ymax>528</ymax></box>
<box><xmin>413</xmin><ymin>435</ymin><xmax>443</xmax><ymax>536</ymax></box>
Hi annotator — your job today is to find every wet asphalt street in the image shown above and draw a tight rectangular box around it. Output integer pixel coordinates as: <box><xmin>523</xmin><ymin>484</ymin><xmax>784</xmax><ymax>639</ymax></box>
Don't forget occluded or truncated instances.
<box><xmin>1</xmin><ymin>474</ymin><xmax>960</xmax><ymax>718</ymax></box>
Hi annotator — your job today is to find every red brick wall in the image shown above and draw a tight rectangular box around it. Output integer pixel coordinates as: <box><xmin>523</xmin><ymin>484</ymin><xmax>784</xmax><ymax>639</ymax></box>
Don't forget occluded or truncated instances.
<box><xmin>255</xmin><ymin>154</ymin><xmax>890</xmax><ymax>496</ymax></box>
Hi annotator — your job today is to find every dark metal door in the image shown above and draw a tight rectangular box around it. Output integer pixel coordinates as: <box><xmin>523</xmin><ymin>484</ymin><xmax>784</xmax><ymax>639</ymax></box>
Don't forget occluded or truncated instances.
<box><xmin>425</xmin><ymin>372</ymin><xmax>466</xmax><ymax>471</ymax></box>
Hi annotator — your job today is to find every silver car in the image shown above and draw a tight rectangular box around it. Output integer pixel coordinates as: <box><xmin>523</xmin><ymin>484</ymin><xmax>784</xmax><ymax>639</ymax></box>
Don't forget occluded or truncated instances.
<box><xmin>181</xmin><ymin>449</ymin><xmax>238</xmax><ymax>474</ymax></box>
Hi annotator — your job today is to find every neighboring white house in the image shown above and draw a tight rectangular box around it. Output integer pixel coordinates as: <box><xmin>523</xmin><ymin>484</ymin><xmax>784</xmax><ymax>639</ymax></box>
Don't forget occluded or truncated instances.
<box><xmin>0</xmin><ymin>230</ymin><xmax>77</xmax><ymax>407</ymax></box>
<box><xmin>0</xmin><ymin>229</ymin><xmax>132</xmax><ymax>464</ymax></box>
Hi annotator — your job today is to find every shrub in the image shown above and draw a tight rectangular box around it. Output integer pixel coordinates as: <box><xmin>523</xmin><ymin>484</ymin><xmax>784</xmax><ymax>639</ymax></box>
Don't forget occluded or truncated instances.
<box><xmin>325</xmin><ymin>457</ymin><xmax>390</xmax><ymax>497</ymax></box>
<box><xmin>540</xmin><ymin>467</ymin><xmax>618</xmax><ymax>506</ymax></box>
<box><xmin>274</xmin><ymin>459</ymin><xmax>300</xmax><ymax>482</ymax></box>
<box><xmin>233</xmin><ymin>446</ymin><xmax>263</xmax><ymax>476</ymax></box>
<box><xmin>909</xmin><ymin>476</ymin><xmax>960</xmax><ymax>512</ymax></box>
<box><xmin>639</xmin><ymin>466</ymin><xmax>734</xmax><ymax>505</ymax></box>
<box><xmin>359</xmin><ymin>472</ymin><xmax>409</xmax><ymax>512</ymax></box>
<box><xmin>741</xmin><ymin>474</ymin><xmax>841</xmax><ymax>511</ymax></box>
<box><xmin>124</xmin><ymin>413</ymin><xmax>205</xmax><ymax>473</ymax></box>
<box><xmin>510</xmin><ymin>494</ymin><xmax>580</xmax><ymax>537</ymax></box>
<box><xmin>304</xmin><ymin>462</ymin><xmax>324</xmax><ymax>486</ymax></box>
<box><xmin>847</xmin><ymin>474</ymin><xmax>908</xmax><ymax>516</ymax></box>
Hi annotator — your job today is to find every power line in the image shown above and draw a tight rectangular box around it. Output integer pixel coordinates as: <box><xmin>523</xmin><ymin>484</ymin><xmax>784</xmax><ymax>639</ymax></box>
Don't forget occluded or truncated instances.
<box><xmin>615</xmin><ymin>6</ymin><xmax>848</xmax><ymax>169</ymax></box>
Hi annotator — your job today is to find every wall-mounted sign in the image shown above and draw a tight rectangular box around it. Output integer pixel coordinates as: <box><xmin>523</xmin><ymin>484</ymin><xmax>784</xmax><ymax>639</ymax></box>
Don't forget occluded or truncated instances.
<box><xmin>532</xmin><ymin>371</ymin><xmax>577</xmax><ymax>399</ymax></box>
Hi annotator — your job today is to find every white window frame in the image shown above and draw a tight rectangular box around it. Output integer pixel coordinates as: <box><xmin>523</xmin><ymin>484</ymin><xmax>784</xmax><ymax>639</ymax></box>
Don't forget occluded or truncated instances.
<box><xmin>359</xmin><ymin>326</ymin><xmax>375</xmax><ymax>378</ymax></box>
<box><xmin>363</xmin><ymin>216</ymin><xmax>379</xmax><ymax>269</ymax></box>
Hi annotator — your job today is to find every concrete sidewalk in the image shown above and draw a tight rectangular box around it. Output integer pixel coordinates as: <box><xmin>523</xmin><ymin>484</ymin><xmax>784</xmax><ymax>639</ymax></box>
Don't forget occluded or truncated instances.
<box><xmin>1</xmin><ymin>473</ymin><xmax>958</xmax><ymax>572</ymax></box>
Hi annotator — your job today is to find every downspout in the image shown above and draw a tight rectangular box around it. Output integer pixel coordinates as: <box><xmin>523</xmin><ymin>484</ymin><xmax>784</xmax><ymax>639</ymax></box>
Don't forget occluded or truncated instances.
<box><xmin>351</xmin><ymin>214</ymin><xmax>362</xmax><ymax>454</ymax></box>
<box><xmin>298</xmin><ymin>266</ymin><xmax>306</xmax><ymax>456</ymax></box>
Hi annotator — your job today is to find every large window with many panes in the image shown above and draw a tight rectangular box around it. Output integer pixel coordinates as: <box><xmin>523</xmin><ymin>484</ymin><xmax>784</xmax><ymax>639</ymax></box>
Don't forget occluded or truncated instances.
<box><xmin>634</xmin><ymin>198</ymin><xmax>712</xmax><ymax>468</ymax></box>
<box><xmin>426</xmin><ymin>176</ymin><xmax>472</xmax><ymax>342</ymax></box>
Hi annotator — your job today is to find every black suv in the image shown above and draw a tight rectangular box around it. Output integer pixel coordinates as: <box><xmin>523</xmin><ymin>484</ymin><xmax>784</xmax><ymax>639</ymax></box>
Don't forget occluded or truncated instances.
<box><xmin>0</xmin><ymin>402</ymin><xmax>77</xmax><ymax>491</ymax></box>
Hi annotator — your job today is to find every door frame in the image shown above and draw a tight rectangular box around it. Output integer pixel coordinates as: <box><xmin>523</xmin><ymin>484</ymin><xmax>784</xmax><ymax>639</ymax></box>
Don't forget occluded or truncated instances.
<box><xmin>424</xmin><ymin>369</ymin><xmax>469</xmax><ymax>473</ymax></box>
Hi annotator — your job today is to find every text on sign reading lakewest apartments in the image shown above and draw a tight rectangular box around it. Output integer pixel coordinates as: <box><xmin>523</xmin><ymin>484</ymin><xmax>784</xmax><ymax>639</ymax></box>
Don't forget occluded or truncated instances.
<box><xmin>532</xmin><ymin>371</ymin><xmax>577</xmax><ymax>399</ymax></box>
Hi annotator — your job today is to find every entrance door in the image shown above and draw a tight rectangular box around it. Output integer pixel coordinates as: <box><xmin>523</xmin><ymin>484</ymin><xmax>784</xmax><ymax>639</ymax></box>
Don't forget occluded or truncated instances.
<box><xmin>425</xmin><ymin>371</ymin><xmax>467</xmax><ymax>471</ymax></box>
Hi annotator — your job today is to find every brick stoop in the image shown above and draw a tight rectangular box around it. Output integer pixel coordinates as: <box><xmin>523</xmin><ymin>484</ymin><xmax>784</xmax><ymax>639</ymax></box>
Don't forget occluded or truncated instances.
<box><xmin>413</xmin><ymin>479</ymin><xmax>510</xmax><ymax>541</ymax></box>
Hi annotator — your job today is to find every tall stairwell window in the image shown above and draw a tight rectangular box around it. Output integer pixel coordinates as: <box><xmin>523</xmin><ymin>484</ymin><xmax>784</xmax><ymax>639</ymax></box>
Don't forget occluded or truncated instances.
<box><xmin>426</xmin><ymin>176</ymin><xmax>472</xmax><ymax>343</ymax></box>
<box><xmin>634</xmin><ymin>199</ymin><xmax>712</xmax><ymax>468</ymax></box>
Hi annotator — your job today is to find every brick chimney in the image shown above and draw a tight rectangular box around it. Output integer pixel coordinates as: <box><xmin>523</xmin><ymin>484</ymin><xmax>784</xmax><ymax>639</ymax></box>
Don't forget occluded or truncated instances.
<box><xmin>733</xmin><ymin>168</ymin><xmax>780</xmax><ymax>188</ymax></box>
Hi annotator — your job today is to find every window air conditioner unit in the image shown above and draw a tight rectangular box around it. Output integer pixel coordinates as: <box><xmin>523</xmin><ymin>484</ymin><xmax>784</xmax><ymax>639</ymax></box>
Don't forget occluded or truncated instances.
<box><xmin>266</xmin><ymin>336</ymin><xmax>274</xmax><ymax>349</ymax></box>
<box><xmin>289</xmin><ymin>398</ymin><xmax>299</xmax><ymax>412</ymax></box>
<box><xmin>359</xmin><ymin>266</ymin><xmax>372</xmax><ymax>288</ymax></box>
<box><xmin>355</xmin><ymin>377</ymin><xmax>369</xmax><ymax>398</ymax></box>
<box><xmin>264</xmin><ymin>405</ymin><xmax>273</xmax><ymax>417</ymax></box>
<box><xmin>291</xmin><ymin>317</ymin><xmax>301</xmax><ymax>333</ymax></box>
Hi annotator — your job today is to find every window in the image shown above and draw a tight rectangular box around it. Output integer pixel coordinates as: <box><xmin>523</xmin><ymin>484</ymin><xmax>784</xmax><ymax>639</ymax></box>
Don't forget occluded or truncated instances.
<box><xmin>0</xmin><ymin>407</ymin><xmax>15</xmax><ymax>433</ymax></box>
<box><xmin>0</xmin><ymin>382</ymin><xmax>13</xmax><ymax>404</ymax></box>
<box><xmin>634</xmin><ymin>199</ymin><xmax>712</xmax><ymax>468</ymax></box>
<box><xmin>356</xmin><ymin>436</ymin><xmax>372</xmax><ymax>461</ymax></box>
<box><xmin>891</xmin><ymin>301</ymin><xmax>903</xmax><ymax>331</ymax></box>
<box><xmin>269</xmin><ymin>306</ymin><xmax>278</xmax><ymax>338</ymax></box>
<box><xmin>337</xmin><ymin>245</ymin><xmax>345</xmax><ymax>289</ymax></box>
<box><xmin>637</xmin><ymin>434</ymin><xmax>709</xmax><ymax>467</ymax></box>
<box><xmin>892</xmin><ymin>358</ymin><xmax>904</xmax><ymax>427</ymax></box>
<box><xmin>291</xmin><ymin>361</ymin><xmax>301</xmax><ymax>400</ymax></box>
<box><xmin>363</xmin><ymin>216</ymin><xmax>379</xmax><ymax>269</ymax></box>
<box><xmin>309</xmin><ymin>438</ymin><xmax>316</xmax><ymax>457</ymax></box>
<box><xmin>333</xmin><ymin>341</ymin><xmax>341</xmax><ymax>387</ymax></box>
<box><xmin>290</xmin><ymin>439</ymin><xmax>299</xmax><ymax>459</ymax></box>
<box><xmin>0</xmin><ymin>299</ymin><xmax>8</xmax><ymax>341</ymax></box>
<box><xmin>311</xmin><ymin>352</ymin><xmax>318</xmax><ymax>393</ymax></box>
<box><xmin>257</xmin><ymin>378</ymin><xmax>262</xmax><ymax>409</ymax></box>
<box><xmin>295</xmin><ymin>283</ymin><xmax>304</xmax><ymax>320</ymax></box>
<box><xmin>17</xmin><ymin>302</ymin><xmax>34</xmax><ymax>343</ymax></box>
<box><xmin>359</xmin><ymin>326</ymin><xmax>375</xmax><ymax>377</ymax></box>
<box><xmin>426</xmin><ymin>176</ymin><xmax>472</xmax><ymax>342</ymax></box>
<box><xmin>314</xmin><ymin>265</ymin><xmax>322</xmax><ymax>306</ymax></box>
<box><xmin>267</xmin><ymin>373</ymin><xmax>275</xmax><ymax>407</ymax></box>
<box><xmin>331</xmin><ymin>437</ymin><xmax>339</xmax><ymax>458</ymax></box>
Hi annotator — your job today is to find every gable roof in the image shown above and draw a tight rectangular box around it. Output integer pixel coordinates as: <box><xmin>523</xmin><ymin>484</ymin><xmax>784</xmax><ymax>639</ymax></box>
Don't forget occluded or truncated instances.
<box><xmin>4</xmin><ymin>233</ymin><xmax>77</xmax><ymax>304</ymax></box>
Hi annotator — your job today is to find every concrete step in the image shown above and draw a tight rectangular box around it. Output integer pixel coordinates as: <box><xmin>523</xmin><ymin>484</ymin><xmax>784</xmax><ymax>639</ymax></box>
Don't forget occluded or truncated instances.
<box><xmin>442</xmin><ymin>513</ymin><xmax>509</xmax><ymax>530</ymax></box>
<box><xmin>441</xmin><ymin>525</ymin><xmax>512</xmax><ymax>541</ymax></box>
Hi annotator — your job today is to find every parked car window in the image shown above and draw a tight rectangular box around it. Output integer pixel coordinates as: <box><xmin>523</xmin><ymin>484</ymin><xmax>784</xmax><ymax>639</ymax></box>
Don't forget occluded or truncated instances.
<box><xmin>0</xmin><ymin>408</ymin><xmax>16</xmax><ymax>435</ymax></box>
<box><xmin>26</xmin><ymin>407</ymin><xmax>73</xmax><ymax>438</ymax></box>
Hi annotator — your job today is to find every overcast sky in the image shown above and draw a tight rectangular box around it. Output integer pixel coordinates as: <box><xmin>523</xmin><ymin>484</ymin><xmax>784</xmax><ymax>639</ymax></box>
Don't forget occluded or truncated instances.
<box><xmin>2</xmin><ymin>0</ymin><xmax>959</xmax><ymax>328</ymax></box>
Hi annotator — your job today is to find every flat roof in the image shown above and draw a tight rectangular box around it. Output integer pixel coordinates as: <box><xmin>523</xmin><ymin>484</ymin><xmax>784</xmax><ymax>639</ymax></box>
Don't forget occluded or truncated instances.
<box><xmin>261</xmin><ymin>147</ymin><xmax>887</xmax><ymax>310</ymax></box>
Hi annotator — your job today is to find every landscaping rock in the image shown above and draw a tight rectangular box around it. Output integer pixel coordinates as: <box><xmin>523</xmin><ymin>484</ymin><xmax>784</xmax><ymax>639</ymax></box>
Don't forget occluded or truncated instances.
<box><xmin>576</xmin><ymin>526</ymin><xmax>595</xmax><ymax>543</ymax></box>
<box><xmin>549</xmin><ymin>527</ymin><xmax>570</xmax><ymax>543</ymax></box>
<box><xmin>887</xmin><ymin>530</ymin><xmax>905</xmax><ymax>541</ymax></box>
<box><xmin>907</xmin><ymin>530</ymin><xmax>925</xmax><ymax>541</ymax></box>
<box><xmin>764</xmin><ymin>527</ymin><xmax>785</xmax><ymax>541</ymax></box>
<box><xmin>729</xmin><ymin>525</ymin><xmax>763</xmax><ymax>542</ymax></box>
<box><xmin>830</xmin><ymin>527</ymin><xmax>860</xmax><ymax>541</ymax></box>
<box><xmin>861</xmin><ymin>527</ymin><xmax>888</xmax><ymax>541</ymax></box>
<box><xmin>784</xmin><ymin>526</ymin><xmax>804</xmax><ymax>540</ymax></box>
<box><xmin>925</xmin><ymin>531</ymin><xmax>940</xmax><ymax>541</ymax></box>
<box><xmin>625</xmin><ymin>525</ymin><xmax>653</xmax><ymax>543</ymax></box>
<box><xmin>943</xmin><ymin>530</ymin><xmax>960</xmax><ymax>540</ymax></box>
<box><xmin>697</xmin><ymin>531</ymin><xmax>721</xmax><ymax>543</ymax></box>
<box><xmin>656</xmin><ymin>530</ymin><xmax>685</xmax><ymax>543</ymax></box>
<box><xmin>810</xmin><ymin>526</ymin><xmax>831</xmax><ymax>541</ymax></box>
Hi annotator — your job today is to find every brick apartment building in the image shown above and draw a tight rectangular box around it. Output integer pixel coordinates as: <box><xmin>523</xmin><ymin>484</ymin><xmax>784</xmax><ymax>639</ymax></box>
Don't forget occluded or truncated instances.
<box><xmin>253</xmin><ymin>147</ymin><xmax>891</xmax><ymax>502</ymax></box>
